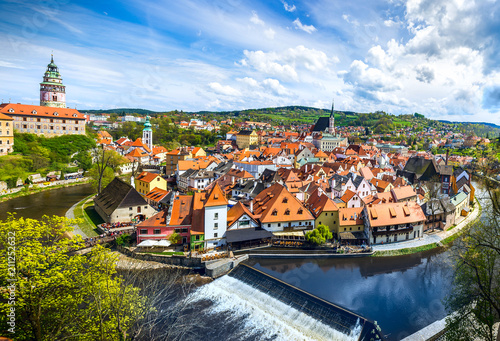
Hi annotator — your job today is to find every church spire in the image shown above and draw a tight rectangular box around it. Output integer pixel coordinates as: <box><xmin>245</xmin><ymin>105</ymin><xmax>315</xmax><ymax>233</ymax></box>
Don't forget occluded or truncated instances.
<box><xmin>328</xmin><ymin>99</ymin><xmax>335</xmax><ymax>135</ymax></box>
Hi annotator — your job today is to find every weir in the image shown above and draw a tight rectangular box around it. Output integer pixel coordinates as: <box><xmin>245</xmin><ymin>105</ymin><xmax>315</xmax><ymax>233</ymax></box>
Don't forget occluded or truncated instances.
<box><xmin>228</xmin><ymin>263</ymin><xmax>385</xmax><ymax>341</ymax></box>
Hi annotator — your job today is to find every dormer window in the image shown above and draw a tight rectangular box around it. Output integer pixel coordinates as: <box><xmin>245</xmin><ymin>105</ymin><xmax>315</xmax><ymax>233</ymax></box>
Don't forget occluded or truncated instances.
<box><xmin>271</xmin><ymin>209</ymin><xmax>278</xmax><ymax>216</ymax></box>
<box><xmin>282</xmin><ymin>197</ymin><xmax>288</xmax><ymax>203</ymax></box>
<box><xmin>298</xmin><ymin>209</ymin><xmax>303</xmax><ymax>214</ymax></box>
<box><xmin>53</xmin><ymin>112</ymin><xmax>59</xmax><ymax>116</ymax></box>
<box><xmin>32</xmin><ymin>110</ymin><xmax>37</xmax><ymax>114</ymax></box>
<box><xmin>8</xmin><ymin>108</ymin><xmax>14</xmax><ymax>113</ymax></box>
<box><xmin>284</xmin><ymin>209</ymin><xmax>290</xmax><ymax>215</ymax></box>
<box><xmin>72</xmin><ymin>113</ymin><xmax>77</xmax><ymax>117</ymax></box>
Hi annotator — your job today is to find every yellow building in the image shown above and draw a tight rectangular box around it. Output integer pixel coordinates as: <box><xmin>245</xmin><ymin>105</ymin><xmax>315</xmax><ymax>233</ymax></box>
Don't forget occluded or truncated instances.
<box><xmin>306</xmin><ymin>191</ymin><xmax>339</xmax><ymax>232</ymax></box>
<box><xmin>135</xmin><ymin>171</ymin><xmax>167</xmax><ymax>196</ymax></box>
<box><xmin>191</xmin><ymin>147</ymin><xmax>206</xmax><ymax>157</ymax></box>
<box><xmin>0</xmin><ymin>113</ymin><xmax>14</xmax><ymax>156</ymax></box>
<box><xmin>0</xmin><ymin>103</ymin><xmax>86</xmax><ymax>137</ymax></box>
<box><xmin>236</xmin><ymin>130</ymin><xmax>258</xmax><ymax>149</ymax></box>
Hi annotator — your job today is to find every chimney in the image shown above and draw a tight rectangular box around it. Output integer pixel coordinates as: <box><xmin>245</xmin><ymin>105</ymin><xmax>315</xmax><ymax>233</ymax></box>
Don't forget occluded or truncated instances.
<box><xmin>232</xmin><ymin>176</ymin><xmax>235</xmax><ymax>184</ymax></box>
<box><xmin>445</xmin><ymin>149</ymin><xmax>449</xmax><ymax>166</ymax></box>
<box><xmin>250</xmin><ymin>201</ymin><xmax>253</xmax><ymax>212</ymax></box>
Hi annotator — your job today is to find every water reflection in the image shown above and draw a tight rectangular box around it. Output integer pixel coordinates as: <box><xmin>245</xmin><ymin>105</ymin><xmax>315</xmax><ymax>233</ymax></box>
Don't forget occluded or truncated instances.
<box><xmin>247</xmin><ymin>249</ymin><xmax>454</xmax><ymax>340</ymax></box>
<box><xmin>0</xmin><ymin>184</ymin><xmax>94</xmax><ymax>220</ymax></box>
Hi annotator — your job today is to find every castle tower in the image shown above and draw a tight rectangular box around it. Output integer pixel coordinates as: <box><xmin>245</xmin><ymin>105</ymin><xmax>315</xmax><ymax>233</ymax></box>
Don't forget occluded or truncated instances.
<box><xmin>40</xmin><ymin>55</ymin><xmax>66</xmax><ymax>108</ymax></box>
<box><xmin>328</xmin><ymin>100</ymin><xmax>335</xmax><ymax>135</ymax></box>
<box><xmin>143</xmin><ymin>115</ymin><xmax>153</xmax><ymax>151</ymax></box>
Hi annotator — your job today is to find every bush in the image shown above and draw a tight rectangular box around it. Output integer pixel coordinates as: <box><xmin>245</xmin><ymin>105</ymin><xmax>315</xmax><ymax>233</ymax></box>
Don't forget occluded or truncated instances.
<box><xmin>116</xmin><ymin>233</ymin><xmax>132</xmax><ymax>246</ymax></box>
<box><xmin>305</xmin><ymin>224</ymin><xmax>333</xmax><ymax>246</ymax></box>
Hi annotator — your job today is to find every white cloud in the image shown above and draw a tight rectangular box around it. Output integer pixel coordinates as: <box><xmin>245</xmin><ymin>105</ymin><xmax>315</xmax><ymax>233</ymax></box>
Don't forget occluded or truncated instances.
<box><xmin>237</xmin><ymin>77</ymin><xmax>260</xmax><ymax>88</ymax></box>
<box><xmin>0</xmin><ymin>61</ymin><xmax>25</xmax><ymax>69</ymax></box>
<box><xmin>342</xmin><ymin>14</ymin><xmax>359</xmax><ymax>26</ymax></box>
<box><xmin>250</xmin><ymin>11</ymin><xmax>265</xmax><ymax>26</ymax></box>
<box><xmin>242</xmin><ymin>50</ymin><xmax>299</xmax><ymax>81</ymax></box>
<box><xmin>264</xmin><ymin>28</ymin><xmax>276</xmax><ymax>39</ymax></box>
<box><xmin>282</xmin><ymin>1</ymin><xmax>296</xmax><ymax>12</ymax></box>
<box><xmin>415</xmin><ymin>64</ymin><xmax>434</xmax><ymax>83</ymax></box>
<box><xmin>293</xmin><ymin>18</ymin><xmax>317</xmax><ymax>34</ymax></box>
<box><xmin>208</xmin><ymin>82</ymin><xmax>241</xmax><ymax>96</ymax></box>
<box><xmin>262</xmin><ymin>78</ymin><xmax>290</xmax><ymax>95</ymax></box>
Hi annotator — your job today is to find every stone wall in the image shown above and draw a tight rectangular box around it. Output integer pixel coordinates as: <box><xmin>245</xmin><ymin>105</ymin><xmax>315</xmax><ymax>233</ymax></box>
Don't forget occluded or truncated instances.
<box><xmin>117</xmin><ymin>245</ymin><xmax>204</xmax><ymax>268</ymax></box>
<box><xmin>205</xmin><ymin>254</ymin><xmax>249</xmax><ymax>278</ymax></box>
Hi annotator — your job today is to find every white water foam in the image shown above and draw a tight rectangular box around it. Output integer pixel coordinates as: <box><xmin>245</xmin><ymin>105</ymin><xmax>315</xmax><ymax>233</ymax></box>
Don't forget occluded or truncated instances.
<box><xmin>185</xmin><ymin>276</ymin><xmax>362</xmax><ymax>341</ymax></box>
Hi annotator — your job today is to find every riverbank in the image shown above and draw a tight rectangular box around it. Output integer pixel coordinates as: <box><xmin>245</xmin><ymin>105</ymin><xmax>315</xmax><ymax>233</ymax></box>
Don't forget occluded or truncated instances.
<box><xmin>0</xmin><ymin>178</ymin><xmax>91</xmax><ymax>203</ymax></box>
<box><xmin>66</xmin><ymin>193</ymin><xmax>101</xmax><ymax>238</ymax></box>
<box><xmin>372</xmin><ymin>197</ymin><xmax>482</xmax><ymax>257</ymax></box>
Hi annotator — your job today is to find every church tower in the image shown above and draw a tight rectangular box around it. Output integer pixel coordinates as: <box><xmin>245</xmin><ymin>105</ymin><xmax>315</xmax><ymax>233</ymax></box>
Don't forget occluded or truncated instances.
<box><xmin>328</xmin><ymin>100</ymin><xmax>335</xmax><ymax>135</ymax></box>
<box><xmin>143</xmin><ymin>115</ymin><xmax>153</xmax><ymax>151</ymax></box>
<box><xmin>40</xmin><ymin>55</ymin><xmax>66</xmax><ymax>108</ymax></box>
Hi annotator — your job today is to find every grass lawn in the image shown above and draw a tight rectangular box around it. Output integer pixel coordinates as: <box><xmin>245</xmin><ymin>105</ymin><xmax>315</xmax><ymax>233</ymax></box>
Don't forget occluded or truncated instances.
<box><xmin>372</xmin><ymin>243</ymin><xmax>439</xmax><ymax>257</ymax></box>
<box><xmin>73</xmin><ymin>195</ymin><xmax>102</xmax><ymax>237</ymax></box>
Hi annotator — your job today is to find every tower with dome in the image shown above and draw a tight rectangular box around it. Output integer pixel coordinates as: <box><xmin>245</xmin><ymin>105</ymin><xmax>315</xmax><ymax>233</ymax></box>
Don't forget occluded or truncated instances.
<box><xmin>40</xmin><ymin>55</ymin><xmax>66</xmax><ymax>108</ymax></box>
<box><xmin>143</xmin><ymin>115</ymin><xmax>153</xmax><ymax>151</ymax></box>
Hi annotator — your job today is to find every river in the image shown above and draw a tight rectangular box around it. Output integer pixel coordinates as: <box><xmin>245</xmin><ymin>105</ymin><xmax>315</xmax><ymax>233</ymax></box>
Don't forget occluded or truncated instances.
<box><xmin>0</xmin><ymin>183</ymin><xmax>94</xmax><ymax>221</ymax></box>
<box><xmin>0</xmin><ymin>180</ymin><xmax>486</xmax><ymax>340</ymax></box>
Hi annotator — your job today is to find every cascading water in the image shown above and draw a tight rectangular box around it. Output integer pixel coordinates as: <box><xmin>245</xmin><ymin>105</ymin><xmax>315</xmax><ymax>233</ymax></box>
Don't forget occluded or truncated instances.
<box><xmin>186</xmin><ymin>275</ymin><xmax>363</xmax><ymax>341</ymax></box>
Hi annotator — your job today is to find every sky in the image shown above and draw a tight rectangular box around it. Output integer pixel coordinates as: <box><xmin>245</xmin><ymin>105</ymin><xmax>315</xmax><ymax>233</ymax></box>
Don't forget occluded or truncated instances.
<box><xmin>1</xmin><ymin>0</ymin><xmax>500</xmax><ymax>124</ymax></box>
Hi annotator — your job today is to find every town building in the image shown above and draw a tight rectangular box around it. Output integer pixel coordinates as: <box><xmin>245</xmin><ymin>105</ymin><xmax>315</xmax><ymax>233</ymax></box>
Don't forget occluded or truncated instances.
<box><xmin>165</xmin><ymin>149</ymin><xmax>191</xmax><ymax>176</ymax></box>
<box><xmin>40</xmin><ymin>55</ymin><xmax>66</xmax><ymax>108</ymax></box>
<box><xmin>0</xmin><ymin>103</ymin><xmax>86</xmax><ymax>137</ymax></box>
<box><xmin>0</xmin><ymin>113</ymin><xmax>14</xmax><ymax>155</ymax></box>
<box><xmin>134</xmin><ymin>171</ymin><xmax>167</xmax><ymax>196</ymax></box>
<box><xmin>252</xmin><ymin>183</ymin><xmax>315</xmax><ymax>232</ymax></box>
<box><xmin>94</xmin><ymin>177</ymin><xmax>156</xmax><ymax>224</ymax></box>
<box><xmin>364</xmin><ymin>202</ymin><xmax>426</xmax><ymax>244</ymax></box>
<box><xmin>311</xmin><ymin>103</ymin><xmax>348</xmax><ymax>151</ymax></box>
<box><xmin>236</xmin><ymin>130</ymin><xmax>258</xmax><ymax>149</ymax></box>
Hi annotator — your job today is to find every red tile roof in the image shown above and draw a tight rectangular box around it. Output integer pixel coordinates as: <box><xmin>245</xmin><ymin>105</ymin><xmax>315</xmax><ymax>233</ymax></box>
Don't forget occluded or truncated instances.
<box><xmin>0</xmin><ymin>103</ymin><xmax>85</xmax><ymax>119</ymax></box>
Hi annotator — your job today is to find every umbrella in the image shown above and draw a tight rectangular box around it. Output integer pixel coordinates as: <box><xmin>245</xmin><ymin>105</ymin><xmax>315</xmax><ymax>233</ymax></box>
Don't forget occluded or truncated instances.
<box><xmin>137</xmin><ymin>240</ymin><xmax>158</xmax><ymax>247</ymax></box>
<box><xmin>156</xmin><ymin>239</ymin><xmax>171</xmax><ymax>247</ymax></box>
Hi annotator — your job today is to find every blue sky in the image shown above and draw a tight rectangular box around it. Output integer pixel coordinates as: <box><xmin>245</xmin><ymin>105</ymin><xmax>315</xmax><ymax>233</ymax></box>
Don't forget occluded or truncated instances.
<box><xmin>1</xmin><ymin>0</ymin><xmax>500</xmax><ymax>124</ymax></box>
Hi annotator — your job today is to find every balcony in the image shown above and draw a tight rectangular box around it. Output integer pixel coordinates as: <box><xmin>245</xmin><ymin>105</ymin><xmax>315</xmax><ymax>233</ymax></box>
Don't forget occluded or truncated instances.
<box><xmin>372</xmin><ymin>225</ymin><xmax>414</xmax><ymax>236</ymax></box>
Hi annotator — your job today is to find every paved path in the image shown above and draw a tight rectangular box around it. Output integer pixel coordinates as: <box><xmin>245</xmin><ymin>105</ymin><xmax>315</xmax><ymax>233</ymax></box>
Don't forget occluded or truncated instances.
<box><xmin>65</xmin><ymin>197</ymin><xmax>89</xmax><ymax>239</ymax></box>
<box><xmin>373</xmin><ymin>199</ymin><xmax>481</xmax><ymax>251</ymax></box>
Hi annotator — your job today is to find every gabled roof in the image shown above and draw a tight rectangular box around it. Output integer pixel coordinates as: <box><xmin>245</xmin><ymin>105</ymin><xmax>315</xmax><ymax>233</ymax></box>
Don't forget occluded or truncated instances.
<box><xmin>0</xmin><ymin>103</ymin><xmax>85</xmax><ymax>119</ymax></box>
<box><xmin>391</xmin><ymin>186</ymin><xmax>417</xmax><ymax>201</ymax></box>
<box><xmin>205</xmin><ymin>182</ymin><xmax>229</xmax><ymax>207</ymax></box>
<box><xmin>341</xmin><ymin>189</ymin><xmax>357</xmax><ymax>203</ymax></box>
<box><xmin>227</xmin><ymin>202</ymin><xmax>258</xmax><ymax>228</ymax></box>
<box><xmin>137</xmin><ymin>209</ymin><xmax>168</xmax><ymax>228</ymax></box>
<box><xmin>168</xmin><ymin>195</ymin><xmax>193</xmax><ymax>226</ymax></box>
<box><xmin>145</xmin><ymin>187</ymin><xmax>170</xmax><ymax>202</ymax></box>
<box><xmin>94</xmin><ymin>177</ymin><xmax>148</xmax><ymax>216</ymax></box>
<box><xmin>136</xmin><ymin>171</ymin><xmax>161</xmax><ymax>183</ymax></box>
<box><xmin>252</xmin><ymin>183</ymin><xmax>314</xmax><ymax>223</ymax></box>
<box><xmin>339</xmin><ymin>207</ymin><xmax>364</xmax><ymax>226</ymax></box>
<box><xmin>306</xmin><ymin>190</ymin><xmax>338</xmax><ymax>217</ymax></box>
<box><xmin>366</xmin><ymin>202</ymin><xmax>426</xmax><ymax>227</ymax></box>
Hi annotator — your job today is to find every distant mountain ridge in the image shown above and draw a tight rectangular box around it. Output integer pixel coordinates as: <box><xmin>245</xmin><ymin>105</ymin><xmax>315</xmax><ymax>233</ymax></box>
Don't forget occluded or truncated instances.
<box><xmin>438</xmin><ymin>120</ymin><xmax>500</xmax><ymax>130</ymax></box>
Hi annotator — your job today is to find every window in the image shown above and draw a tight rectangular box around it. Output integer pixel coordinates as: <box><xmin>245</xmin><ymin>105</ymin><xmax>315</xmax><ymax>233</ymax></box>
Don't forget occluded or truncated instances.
<box><xmin>284</xmin><ymin>209</ymin><xmax>290</xmax><ymax>215</ymax></box>
<box><xmin>23</xmin><ymin>117</ymin><xmax>27</xmax><ymax>121</ymax></box>
<box><xmin>272</xmin><ymin>210</ymin><xmax>277</xmax><ymax>216</ymax></box>
<box><xmin>129</xmin><ymin>207</ymin><xmax>133</xmax><ymax>210</ymax></box>
<box><xmin>277</xmin><ymin>223</ymin><xmax>281</xmax><ymax>227</ymax></box>
<box><xmin>214</xmin><ymin>233</ymin><xmax>218</xmax><ymax>238</ymax></box>
<box><xmin>154</xmin><ymin>229</ymin><xmax>161</xmax><ymax>234</ymax></box>
<box><xmin>37</xmin><ymin>118</ymin><xmax>41</xmax><ymax>122</ymax></box>
<box><xmin>144</xmin><ymin>206</ymin><xmax>148</xmax><ymax>209</ymax></box>
<box><xmin>214</xmin><ymin>212</ymin><xmax>219</xmax><ymax>220</ymax></box>
<box><xmin>140</xmin><ymin>229</ymin><xmax>148</xmax><ymax>234</ymax></box>
<box><xmin>268</xmin><ymin>224</ymin><xmax>271</xmax><ymax>227</ymax></box>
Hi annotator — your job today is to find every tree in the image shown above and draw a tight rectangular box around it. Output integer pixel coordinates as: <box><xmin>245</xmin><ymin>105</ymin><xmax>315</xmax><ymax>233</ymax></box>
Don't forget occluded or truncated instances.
<box><xmin>305</xmin><ymin>224</ymin><xmax>333</xmax><ymax>246</ymax></box>
<box><xmin>445</xmin><ymin>160</ymin><xmax>500</xmax><ymax>340</ymax></box>
<box><xmin>0</xmin><ymin>215</ymin><xmax>145</xmax><ymax>340</ymax></box>
<box><xmin>73</xmin><ymin>150</ymin><xmax>93</xmax><ymax>172</ymax></box>
<box><xmin>168</xmin><ymin>232</ymin><xmax>182</xmax><ymax>245</ymax></box>
<box><xmin>91</xmin><ymin>146</ymin><xmax>125</xmax><ymax>194</ymax></box>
